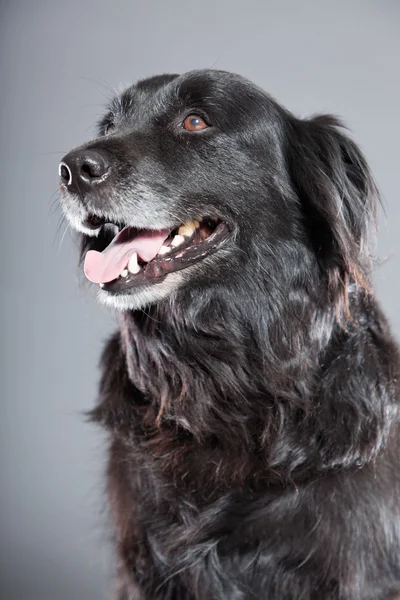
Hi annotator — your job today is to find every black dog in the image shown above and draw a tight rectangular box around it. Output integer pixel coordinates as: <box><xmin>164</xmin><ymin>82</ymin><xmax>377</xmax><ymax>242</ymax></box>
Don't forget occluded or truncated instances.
<box><xmin>59</xmin><ymin>70</ymin><xmax>400</xmax><ymax>599</ymax></box>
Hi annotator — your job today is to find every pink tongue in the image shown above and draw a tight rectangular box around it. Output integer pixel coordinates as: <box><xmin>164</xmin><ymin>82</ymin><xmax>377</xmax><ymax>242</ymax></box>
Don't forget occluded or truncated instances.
<box><xmin>84</xmin><ymin>227</ymin><xmax>170</xmax><ymax>284</ymax></box>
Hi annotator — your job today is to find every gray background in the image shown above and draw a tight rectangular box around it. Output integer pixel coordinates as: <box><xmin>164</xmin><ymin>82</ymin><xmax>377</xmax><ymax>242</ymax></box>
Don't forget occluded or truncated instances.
<box><xmin>1</xmin><ymin>1</ymin><xmax>399</xmax><ymax>598</ymax></box>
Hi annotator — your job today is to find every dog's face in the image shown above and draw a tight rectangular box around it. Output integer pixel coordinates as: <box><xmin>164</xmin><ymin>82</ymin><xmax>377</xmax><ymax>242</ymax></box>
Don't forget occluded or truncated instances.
<box><xmin>60</xmin><ymin>69</ymin><xmax>375</xmax><ymax>311</ymax></box>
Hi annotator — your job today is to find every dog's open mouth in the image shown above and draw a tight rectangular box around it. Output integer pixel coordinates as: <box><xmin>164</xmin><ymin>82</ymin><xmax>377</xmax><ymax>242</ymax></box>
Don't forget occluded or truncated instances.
<box><xmin>83</xmin><ymin>216</ymin><xmax>230</xmax><ymax>293</ymax></box>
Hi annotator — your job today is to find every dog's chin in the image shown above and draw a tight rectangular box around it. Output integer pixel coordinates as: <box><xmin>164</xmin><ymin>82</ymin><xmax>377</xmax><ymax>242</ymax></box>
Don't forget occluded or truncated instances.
<box><xmin>96</xmin><ymin>271</ymin><xmax>184</xmax><ymax>311</ymax></box>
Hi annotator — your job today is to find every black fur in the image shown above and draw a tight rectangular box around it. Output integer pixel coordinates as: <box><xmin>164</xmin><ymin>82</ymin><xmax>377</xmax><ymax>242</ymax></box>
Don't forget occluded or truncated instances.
<box><xmin>61</xmin><ymin>70</ymin><xmax>400</xmax><ymax>599</ymax></box>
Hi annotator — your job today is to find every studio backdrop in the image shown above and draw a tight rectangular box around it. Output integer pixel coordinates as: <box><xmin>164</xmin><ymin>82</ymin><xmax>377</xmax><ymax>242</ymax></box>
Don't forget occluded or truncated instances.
<box><xmin>1</xmin><ymin>1</ymin><xmax>399</xmax><ymax>599</ymax></box>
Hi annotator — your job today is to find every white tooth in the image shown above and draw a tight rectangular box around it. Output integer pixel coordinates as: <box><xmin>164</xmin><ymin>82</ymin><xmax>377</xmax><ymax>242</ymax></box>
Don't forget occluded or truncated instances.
<box><xmin>188</xmin><ymin>219</ymin><xmax>200</xmax><ymax>228</ymax></box>
<box><xmin>158</xmin><ymin>245</ymin><xmax>172</xmax><ymax>255</ymax></box>
<box><xmin>178</xmin><ymin>225</ymin><xmax>195</xmax><ymax>237</ymax></box>
<box><xmin>99</xmin><ymin>283</ymin><xmax>105</xmax><ymax>288</ymax></box>
<box><xmin>171</xmin><ymin>234</ymin><xmax>185</xmax><ymax>247</ymax></box>
<box><xmin>178</xmin><ymin>220</ymin><xmax>199</xmax><ymax>237</ymax></box>
<box><xmin>128</xmin><ymin>252</ymin><xmax>141</xmax><ymax>274</ymax></box>
<box><xmin>120</xmin><ymin>269</ymin><xmax>128</xmax><ymax>278</ymax></box>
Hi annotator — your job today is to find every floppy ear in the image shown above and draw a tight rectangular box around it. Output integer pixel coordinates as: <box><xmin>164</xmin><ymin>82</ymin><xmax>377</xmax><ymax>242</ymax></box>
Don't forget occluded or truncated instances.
<box><xmin>287</xmin><ymin>114</ymin><xmax>379</xmax><ymax>313</ymax></box>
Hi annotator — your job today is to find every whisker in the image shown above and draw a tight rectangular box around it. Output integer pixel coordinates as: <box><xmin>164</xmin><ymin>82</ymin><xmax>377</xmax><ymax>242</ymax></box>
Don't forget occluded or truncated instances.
<box><xmin>57</xmin><ymin>221</ymin><xmax>70</xmax><ymax>256</ymax></box>
<box><xmin>68</xmin><ymin>227</ymin><xmax>81</xmax><ymax>249</ymax></box>
<box><xmin>98</xmin><ymin>76</ymin><xmax>119</xmax><ymax>97</ymax></box>
<box><xmin>80</xmin><ymin>104</ymin><xmax>107</xmax><ymax>109</ymax></box>
<box><xmin>48</xmin><ymin>189</ymin><xmax>62</xmax><ymax>219</ymax></box>
<box><xmin>39</xmin><ymin>151</ymin><xmax>68</xmax><ymax>156</ymax></box>
<box><xmin>209</xmin><ymin>56</ymin><xmax>222</xmax><ymax>69</ymax></box>
<box><xmin>76</xmin><ymin>76</ymin><xmax>114</xmax><ymax>101</ymax></box>
<box><xmin>51</xmin><ymin>213</ymin><xmax>67</xmax><ymax>247</ymax></box>
<box><xmin>49</xmin><ymin>199</ymin><xmax>61</xmax><ymax>217</ymax></box>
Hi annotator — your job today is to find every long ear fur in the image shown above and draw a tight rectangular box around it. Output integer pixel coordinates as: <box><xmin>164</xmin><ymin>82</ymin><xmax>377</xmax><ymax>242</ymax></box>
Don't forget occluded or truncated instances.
<box><xmin>287</xmin><ymin>114</ymin><xmax>379</xmax><ymax>316</ymax></box>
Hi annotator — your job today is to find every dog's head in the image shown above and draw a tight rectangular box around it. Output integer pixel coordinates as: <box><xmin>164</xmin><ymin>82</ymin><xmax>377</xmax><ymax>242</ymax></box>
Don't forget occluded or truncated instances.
<box><xmin>59</xmin><ymin>69</ymin><xmax>377</xmax><ymax>312</ymax></box>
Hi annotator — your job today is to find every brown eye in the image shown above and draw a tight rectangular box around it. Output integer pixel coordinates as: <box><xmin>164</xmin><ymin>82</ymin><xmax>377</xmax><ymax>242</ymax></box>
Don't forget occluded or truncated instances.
<box><xmin>183</xmin><ymin>115</ymin><xmax>209</xmax><ymax>132</ymax></box>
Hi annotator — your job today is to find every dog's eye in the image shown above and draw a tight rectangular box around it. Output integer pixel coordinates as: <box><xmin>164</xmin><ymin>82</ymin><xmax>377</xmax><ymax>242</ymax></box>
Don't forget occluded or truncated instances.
<box><xmin>182</xmin><ymin>115</ymin><xmax>209</xmax><ymax>132</ymax></box>
<box><xmin>105</xmin><ymin>122</ymin><xmax>115</xmax><ymax>135</ymax></box>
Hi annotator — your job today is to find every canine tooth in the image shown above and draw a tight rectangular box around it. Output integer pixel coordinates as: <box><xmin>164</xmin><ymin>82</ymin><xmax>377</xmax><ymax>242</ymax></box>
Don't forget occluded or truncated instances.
<box><xmin>178</xmin><ymin>220</ymin><xmax>199</xmax><ymax>237</ymax></box>
<box><xmin>120</xmin><ymin>269</ymin><xmax>128</xmax><ymax>278</ymax></box>
<box><xmin>171</xmin><ymin>234</ymin><xmax>185</xmax><ymax>247</ymax></box>
<box><xmin>178</xmin><ymin>225</ymin><xmax>195</xmax><ymax>237</ymax></box>
<box><xmin>99</xmin><ymin>283</ymin><xmax>105</xmax><ymax>288</ymax></box>
<box><xmin>158</xmin><ymin>245</ymin><xmax>172</xmax><ymax>256</ymax></box>
<box><xmin>128</xmin><ymin>252</ymin><xmax>141</xmax><ymax>274</ymax></box>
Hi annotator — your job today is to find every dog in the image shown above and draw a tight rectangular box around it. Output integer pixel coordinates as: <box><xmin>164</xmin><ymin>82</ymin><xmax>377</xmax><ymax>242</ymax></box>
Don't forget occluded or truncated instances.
<box><xmin>59</xmin><ymin>69</ymin><xmax>400</xmax><ymax>599</ymax></box>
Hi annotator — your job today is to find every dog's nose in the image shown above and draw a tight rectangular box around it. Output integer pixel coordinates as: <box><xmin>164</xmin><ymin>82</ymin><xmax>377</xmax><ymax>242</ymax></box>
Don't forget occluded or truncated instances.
<box><xmin>59</xmin><ymin>150</ymin><xmax>109</xmax><ymax>194</ymax></box>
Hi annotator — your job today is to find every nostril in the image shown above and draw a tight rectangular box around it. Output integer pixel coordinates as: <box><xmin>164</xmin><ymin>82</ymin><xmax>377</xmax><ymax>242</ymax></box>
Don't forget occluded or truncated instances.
<box><xmin>59</xmin><ymin>162</ymin><xmax>72</xmax><ymax>185</ymax></box>
<box><xmin>81</xmin><ymin>162</ymin><xmax>103</xmax><ymax>179</ymax></box>
<box><xmin>81</xmin><ymin>162</ymin><xmax>96</xmax><ymax>178</ymax></box>
<box><xmin>80</xmin><ymin>154</ymin><xmax>109</xmax><ymax>182</ymax></box>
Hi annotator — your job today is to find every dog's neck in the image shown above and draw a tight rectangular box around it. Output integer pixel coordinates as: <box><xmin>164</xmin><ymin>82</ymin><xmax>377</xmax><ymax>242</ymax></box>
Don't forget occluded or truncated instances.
<box><xmin>115</xmin><ymin>283</ymin><xmax>396</xmax><ymax>475</ymax></box>
<box><xmin>119</xmin><ymin>284</ymin><xmax>330</xmax><ymax>436</ymax></box>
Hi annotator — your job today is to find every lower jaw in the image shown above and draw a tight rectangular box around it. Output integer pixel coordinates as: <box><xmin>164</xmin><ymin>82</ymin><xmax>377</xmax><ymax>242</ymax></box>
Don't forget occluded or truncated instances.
<box><xmin>97</xmin><ymin>281</ymin><xmax>179</xmax><ymax>311</ymax></box>
<box><xmin>100</xmin><ymin>221</ymin><xmax>231</xmax><ymax>295</ymax></box>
